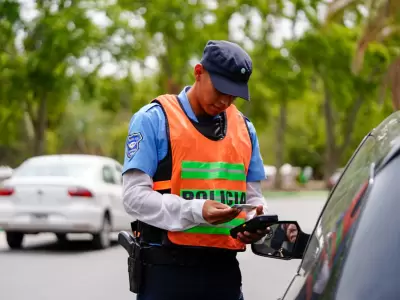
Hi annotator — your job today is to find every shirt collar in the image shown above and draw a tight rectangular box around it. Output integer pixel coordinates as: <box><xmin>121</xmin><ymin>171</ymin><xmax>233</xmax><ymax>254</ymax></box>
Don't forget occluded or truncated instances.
<box><xmin>178</xmin><ymin>86</ymin><xmax>198</xmax><ymax>122</ymax></box>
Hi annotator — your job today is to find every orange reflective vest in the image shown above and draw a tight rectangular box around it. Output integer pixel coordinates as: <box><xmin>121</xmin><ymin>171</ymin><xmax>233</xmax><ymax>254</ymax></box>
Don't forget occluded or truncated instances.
<box><xmin>152</xmin><ymin>94</ymin><xmax>252</xmax><ymax>251</ymax></box>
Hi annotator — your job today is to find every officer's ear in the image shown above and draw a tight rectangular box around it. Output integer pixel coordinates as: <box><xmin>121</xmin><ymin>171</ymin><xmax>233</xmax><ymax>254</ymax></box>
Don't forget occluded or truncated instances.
<box><xmin>194</xmin><ymin>64</ymin><xmax>205</xmax><ymax>81</ymax></box>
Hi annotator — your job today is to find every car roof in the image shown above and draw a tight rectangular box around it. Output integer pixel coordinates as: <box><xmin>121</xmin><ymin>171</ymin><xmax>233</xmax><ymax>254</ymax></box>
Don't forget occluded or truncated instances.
<box><xmin>23</xmin><ymin>154</ymin><xmax>120</xmax><ymax>165</ymax></box>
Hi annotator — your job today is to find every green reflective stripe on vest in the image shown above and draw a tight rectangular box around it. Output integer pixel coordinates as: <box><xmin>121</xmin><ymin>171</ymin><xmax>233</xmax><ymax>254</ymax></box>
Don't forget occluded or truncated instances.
<box><xmin>184</xmin><ymin>227</ymin><xmax>231</xmax><ymax>235</ymax></box>
<box><xmin>213</xmin><ymin>218</ymin><xmax>245</xmax><ymax>228</ymax></box>
<box><xmin>182</xmin><ymin>171</ymin><xmax>245</xmax><ymax>181</ymax></box>
<box><xmin>184</xmin><ymin>226</ymin><xmax>230</xmax><ymax>235</ymax></box>
<box><xmin>181</xmin><ymin>161</ymin><xmax>246</xmax><ymax>181</ymax></box>
<box><xmin>182</xmin><ymin>161</ymin><xmax>245</xmax><ymax>171</ymax></box>
<box><xmin>184</xmin><ymin>218</ymin><xmax>246</xmax><ymax>235</ymax></box>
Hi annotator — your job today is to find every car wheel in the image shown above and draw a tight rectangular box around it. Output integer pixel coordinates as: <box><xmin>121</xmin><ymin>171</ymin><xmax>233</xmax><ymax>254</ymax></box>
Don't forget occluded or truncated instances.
<box><xmin>92</xmin><ymin>215</ymin><xmax>111</xmax><ymax>250</ymax></box>
<box><xmin>6</xmin><ymin>232</ymin><xmax>24</xmax><ymax>249</ymax></box>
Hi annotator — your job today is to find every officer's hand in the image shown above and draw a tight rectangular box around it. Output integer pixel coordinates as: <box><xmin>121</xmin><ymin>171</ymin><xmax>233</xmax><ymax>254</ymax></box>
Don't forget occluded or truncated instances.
<box><xmin>202</xmin><ymin>200</ymin><xmax>240</xmax><ymax>225</ymax></box>
<box><xmin>237</xmin><ymin>205</ymin><xmax>268</xmax><ymax>244</ymax></box>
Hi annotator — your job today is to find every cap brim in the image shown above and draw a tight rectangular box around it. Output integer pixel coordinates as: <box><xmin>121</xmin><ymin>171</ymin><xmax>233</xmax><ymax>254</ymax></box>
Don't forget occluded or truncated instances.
<box><xmin>209</xmin><ymin>72</ymin><xmax>250</xmax><ymax>101</ymax></box>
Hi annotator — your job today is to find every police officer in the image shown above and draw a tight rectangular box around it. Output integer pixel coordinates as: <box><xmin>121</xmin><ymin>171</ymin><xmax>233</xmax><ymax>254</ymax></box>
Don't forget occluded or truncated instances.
<box><xmin>122</xmin><ymin>40</ymin><xmax>268</xmax><ymax>300</ymax></box>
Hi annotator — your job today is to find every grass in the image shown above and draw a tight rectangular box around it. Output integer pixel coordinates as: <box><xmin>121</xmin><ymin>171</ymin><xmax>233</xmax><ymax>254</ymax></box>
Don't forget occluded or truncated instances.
<box><xmin>263</xmin><ymin>190</ymin><xmax>329</xmax><ymax>198</ymax></box>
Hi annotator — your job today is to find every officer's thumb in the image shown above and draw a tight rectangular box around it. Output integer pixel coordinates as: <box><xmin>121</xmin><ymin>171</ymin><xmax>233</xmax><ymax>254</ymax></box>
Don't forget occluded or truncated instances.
<box><xmin>256</xmin><ymin>205</ymin><xmax>264</xmax><ymax>216</ymax></box>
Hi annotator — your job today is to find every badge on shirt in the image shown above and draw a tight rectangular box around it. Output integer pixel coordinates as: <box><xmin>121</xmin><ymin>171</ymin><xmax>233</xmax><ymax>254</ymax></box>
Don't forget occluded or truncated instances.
<box><xmin>126</xmin><ymin>132</ymin><xmax>143</xmax><ymax>159</ymax></box>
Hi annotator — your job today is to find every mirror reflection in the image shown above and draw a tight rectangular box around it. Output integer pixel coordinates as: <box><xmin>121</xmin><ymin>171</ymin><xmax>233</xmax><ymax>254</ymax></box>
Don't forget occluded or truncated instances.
<box><xmin>252</xmin><ymin>222</ymin><xmax>300</xmax><ymax>259</ymax></box>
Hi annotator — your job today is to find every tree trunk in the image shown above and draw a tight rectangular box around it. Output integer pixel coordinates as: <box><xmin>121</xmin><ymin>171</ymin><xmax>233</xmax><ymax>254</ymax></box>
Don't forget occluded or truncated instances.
<box><xmin>167</xmin><ymin>78</ymin><xmax>181</xmax><ymax>94</ymax></box>
<box><xmin>338</xmin><ymin>95</ymin><xmax>363</xmax><ymax>157</ymax></box>
<box><xmin>322</xmin><ymin>86</ymin><xmax>338</xmax><ymax>186</ymax></box>
<box><xmin>33</xmin><ymin>95</ymin><xmax>47</xmax><ymax>156</ymax></box>
<box><xmin>161</xmin><ymin>37</ymin><xmax>182</xmax><ymax>95</ymax></box>
<box><xmin>274</xmin><ymin>99</ymin><xmax>287</xmax><ymax>190</ymax></box>
<box><xmin>388</xmin><ymin>56</ymin><xmax>400</xmax><ymax>110</ymax></box>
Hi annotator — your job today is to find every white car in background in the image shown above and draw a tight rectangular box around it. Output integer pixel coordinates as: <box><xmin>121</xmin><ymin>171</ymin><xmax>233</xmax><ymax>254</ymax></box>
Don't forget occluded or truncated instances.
<box><xmin>0</xmin><ymin>154</ymin><xmax>133</xmax><ymax>250</ymax></box>
<box><xmin>0</xmin><ymin>165</ymin><xmax>13</xmax><ymax>181</ymax></box>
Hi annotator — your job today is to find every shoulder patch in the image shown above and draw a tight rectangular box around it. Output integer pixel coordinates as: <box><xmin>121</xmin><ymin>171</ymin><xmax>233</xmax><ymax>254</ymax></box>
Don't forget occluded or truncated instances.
<box><xmin>126</xmin><ymin>132</ymin><xmax>143</xmax><ymax>159</ymax></box>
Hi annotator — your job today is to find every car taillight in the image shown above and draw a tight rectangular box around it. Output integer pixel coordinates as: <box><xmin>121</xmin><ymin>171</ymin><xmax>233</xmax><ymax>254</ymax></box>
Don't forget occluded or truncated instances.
<box><xmin>0</xmin><ymin>187</ymin><xmax>14</xmax><ymax>196</ymax></box>
<box><xmin>68</xmin><ymin>187</ymin><xmax>93</xmax><ymax>198</ymax></box>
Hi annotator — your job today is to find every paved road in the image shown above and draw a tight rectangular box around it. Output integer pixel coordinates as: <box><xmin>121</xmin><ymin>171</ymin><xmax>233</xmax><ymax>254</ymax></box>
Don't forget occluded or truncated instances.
<box><xmin>0</xmin><ymin>196</ymin><xmax>326</xmax><ymax>300</ymax></box>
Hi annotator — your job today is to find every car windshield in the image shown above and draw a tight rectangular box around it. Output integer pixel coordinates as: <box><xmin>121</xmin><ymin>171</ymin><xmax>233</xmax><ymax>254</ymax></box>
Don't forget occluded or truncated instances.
<box><xmin>13</xmin><ymin>159</ymin><xmax>94</xmax><ymax>178</ymax></box>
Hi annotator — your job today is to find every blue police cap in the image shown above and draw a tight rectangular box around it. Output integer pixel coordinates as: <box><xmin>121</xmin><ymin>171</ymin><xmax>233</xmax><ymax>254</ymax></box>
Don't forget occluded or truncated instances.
<box><xmin>200</xmin><ymin>40</ymin><xmax>252</xmax><ymax>101</ymax></box>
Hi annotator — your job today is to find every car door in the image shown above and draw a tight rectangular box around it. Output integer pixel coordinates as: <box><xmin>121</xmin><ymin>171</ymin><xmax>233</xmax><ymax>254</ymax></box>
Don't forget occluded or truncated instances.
<box><xmin>281</xmin><ymin>133</ymin><xmax>377</xmax><ymax>300</ymax></box>
<box><xmin>101</xmin><ymin>164</ymin><xmax>123</xmax><ymax>230</ymax></box>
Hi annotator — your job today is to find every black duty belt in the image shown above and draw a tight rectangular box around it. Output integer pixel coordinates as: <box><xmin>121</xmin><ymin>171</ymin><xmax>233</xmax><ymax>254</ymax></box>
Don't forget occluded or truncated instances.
<box><xmin>141</xmin><ymin>246</ymin><xmax>238</xmax><ymax>267</ymax></box>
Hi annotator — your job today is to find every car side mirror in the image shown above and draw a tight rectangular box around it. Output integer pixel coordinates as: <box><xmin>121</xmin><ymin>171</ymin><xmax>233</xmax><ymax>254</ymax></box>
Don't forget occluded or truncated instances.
<box><xmin>251</xmin><ymin>221</ymin><xmax>310</xmax><ymax>260</ymax></box>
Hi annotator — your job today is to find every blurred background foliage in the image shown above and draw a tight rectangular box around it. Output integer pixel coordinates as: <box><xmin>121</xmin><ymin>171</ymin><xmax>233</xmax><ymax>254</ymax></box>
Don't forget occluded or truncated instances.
<box><xmin>1</xmin><ymin>0</ymin><xmax>400</xmax><ymax>186</ymax></box>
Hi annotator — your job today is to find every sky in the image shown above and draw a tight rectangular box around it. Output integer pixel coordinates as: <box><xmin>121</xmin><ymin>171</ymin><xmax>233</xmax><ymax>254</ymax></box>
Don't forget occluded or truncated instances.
<box><xmin>16</xmin><ymin>0</ymin><xmax>327</xmax><ymax>80</ymax></box>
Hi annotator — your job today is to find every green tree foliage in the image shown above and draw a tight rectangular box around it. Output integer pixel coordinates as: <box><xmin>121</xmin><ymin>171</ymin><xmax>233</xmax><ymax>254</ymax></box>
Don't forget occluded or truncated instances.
<box><xmin>1</xmin><ymin>0</ymin><xmax>399</xmax><ymax>188</ymax></box>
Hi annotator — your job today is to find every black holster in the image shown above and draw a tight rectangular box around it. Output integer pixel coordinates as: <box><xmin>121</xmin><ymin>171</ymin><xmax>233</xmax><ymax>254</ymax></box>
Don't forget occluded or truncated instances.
<box><xmin>127</xmin><ymin>246</ymin><xmax>143</xmax><ymax>294</ymax></box>
<box><xmin>126</xmin><ymin>221</ymin><xmax>144</xmax><ymax>294</ymax></box>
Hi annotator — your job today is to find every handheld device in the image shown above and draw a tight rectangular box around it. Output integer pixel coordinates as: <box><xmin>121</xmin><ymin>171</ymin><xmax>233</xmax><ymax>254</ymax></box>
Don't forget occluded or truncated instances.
<box><xmin>231</xmin><ymin>204</ymin><xmax>258</xmax><ymax>213</ymax></box>
<box><xmin>230</xmin><ymin>214</ymin><xmax>279</xmax><ymax>239</ymax></box>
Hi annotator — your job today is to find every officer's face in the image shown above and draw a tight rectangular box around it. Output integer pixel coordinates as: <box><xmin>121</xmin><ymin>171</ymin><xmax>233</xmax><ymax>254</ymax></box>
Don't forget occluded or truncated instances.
<box><xmin>195</xmin><ymin>65</ymin><xmax>235</xmax><ymax>116</ymax></box>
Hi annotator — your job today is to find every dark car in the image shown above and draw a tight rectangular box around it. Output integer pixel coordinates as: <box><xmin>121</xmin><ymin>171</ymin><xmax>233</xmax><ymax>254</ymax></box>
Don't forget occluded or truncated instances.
<box><xmin>252</xmin><ymin>112</ymin><xmax>400</xmax><ymax>300</ymax></box>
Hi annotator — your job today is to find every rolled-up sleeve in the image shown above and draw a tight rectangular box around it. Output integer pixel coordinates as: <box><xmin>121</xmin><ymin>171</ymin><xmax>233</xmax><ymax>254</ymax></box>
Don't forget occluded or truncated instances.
<box><xmin>123</xmin><ymin>169</ymin><xmax>207</xmax><ymax>231</ymax></box>
<box><xmin>245</xmin><ymin>181</ymin><xmax>268</xmax><ymax>220</ymax></box>
<box><xmin>246</xmin><ymin>181</ymin><xmax>271</xmax><ymax>244</ymax></box>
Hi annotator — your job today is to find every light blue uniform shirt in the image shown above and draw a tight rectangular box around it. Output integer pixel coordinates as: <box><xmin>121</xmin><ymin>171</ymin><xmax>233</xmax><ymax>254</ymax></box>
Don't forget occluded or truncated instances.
<box><xmin>122</xmin><ymin>86</ymin><xmax>266</xmax><ymax>182</ymax></box>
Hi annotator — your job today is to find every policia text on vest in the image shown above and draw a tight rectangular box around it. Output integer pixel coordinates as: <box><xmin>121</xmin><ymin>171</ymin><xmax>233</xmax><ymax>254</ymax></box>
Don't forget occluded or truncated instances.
<box><xmin>181</xmin><ymin>190</ymin><xmax>246</xmax><ymax>205</ymax></box>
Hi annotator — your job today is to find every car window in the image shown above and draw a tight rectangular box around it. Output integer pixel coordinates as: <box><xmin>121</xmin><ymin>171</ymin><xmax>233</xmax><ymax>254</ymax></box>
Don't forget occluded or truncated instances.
<box><xmin>371</xmin><ymin>112</ymin><xmax>400</xmax><ymax>163</ymax></box>
<box><xmin>114</xmin><ymin>163</ymin><xmax>123</xmax><ymax>185</ymax></box>
<box><xmin>102</xmin><ymin>165</ymin><xmax>117</xmax><ymax>184</ymax></box>
<box><xmin>298</xmin><ymin>135</ymin><xmax>376</xmax><ymax>291</ymax></box>
<box><xmin>319</xmin><ymin>136</ymin><xmax>375</xmax><ymax>233</ymax></box>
